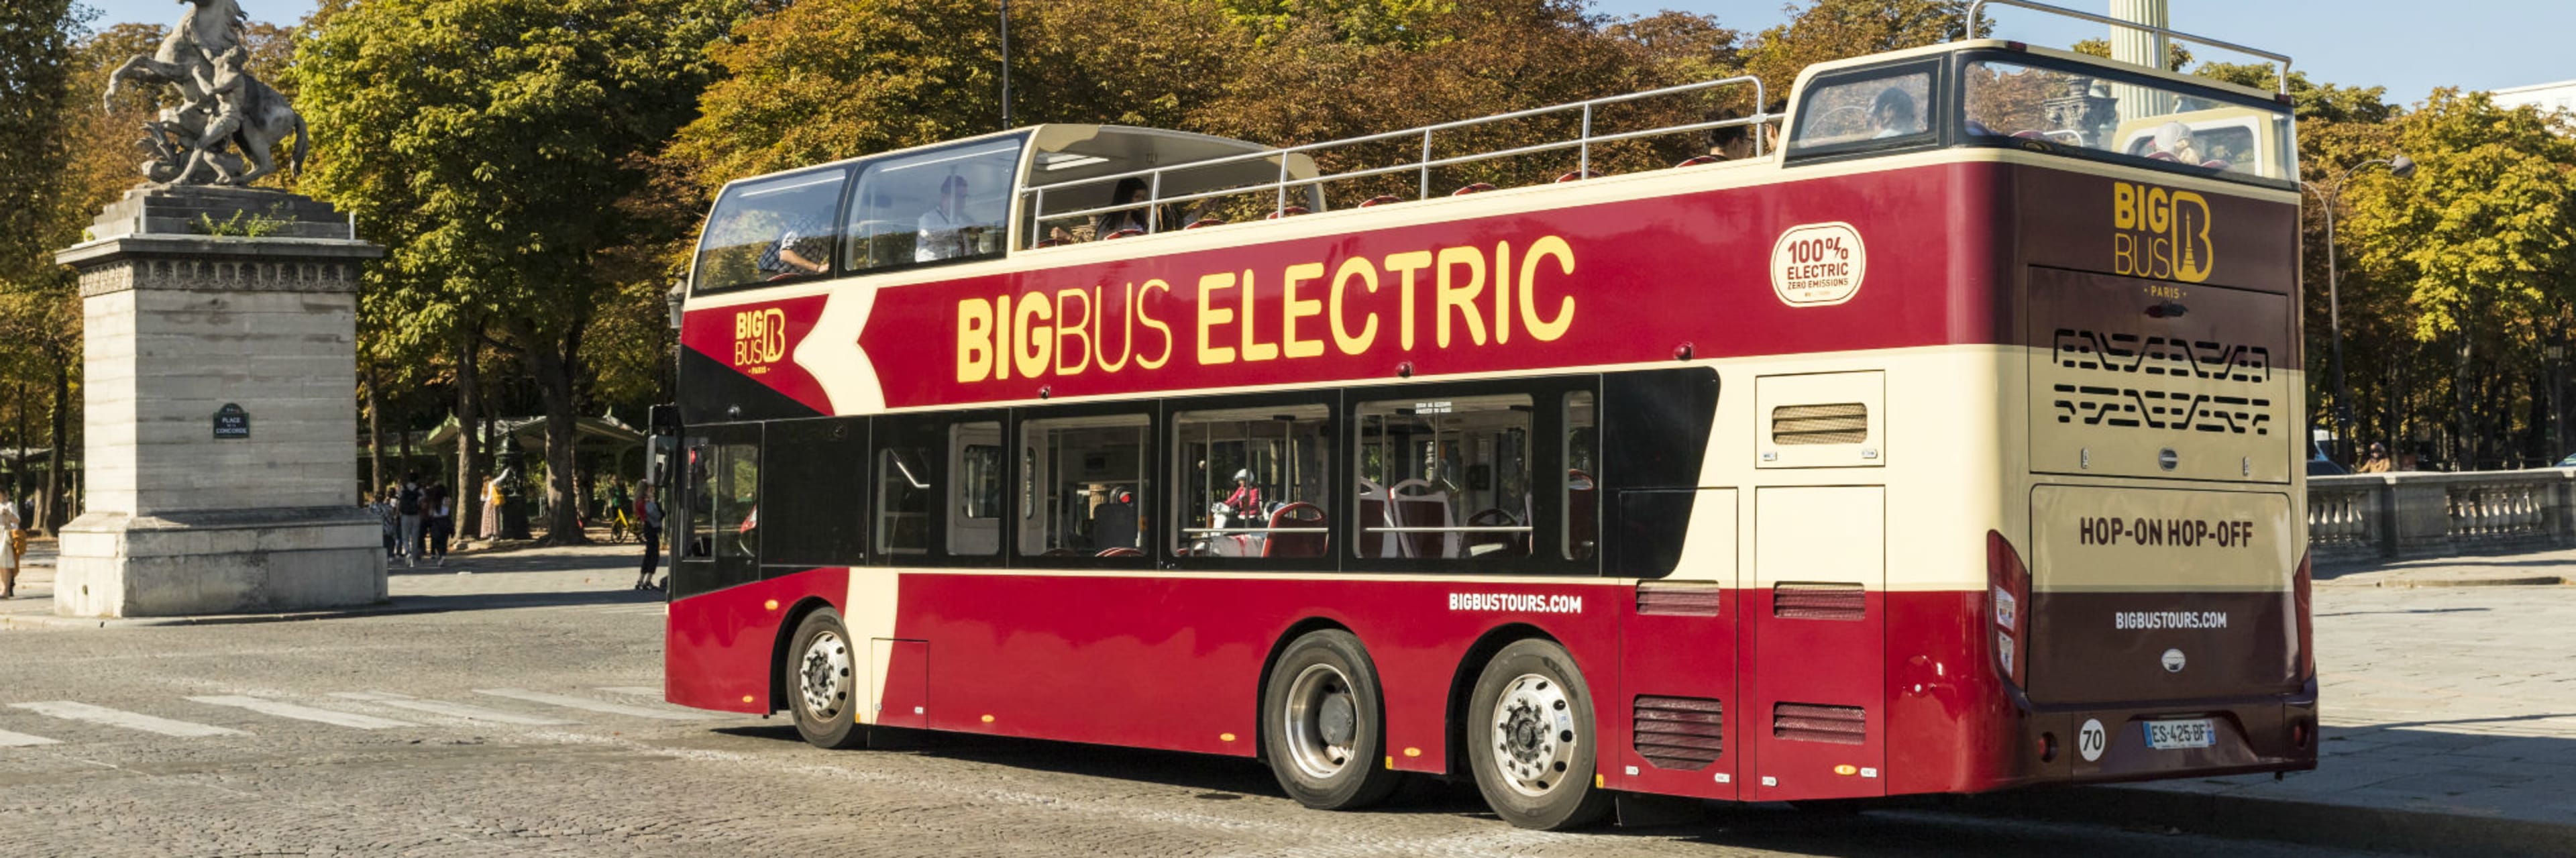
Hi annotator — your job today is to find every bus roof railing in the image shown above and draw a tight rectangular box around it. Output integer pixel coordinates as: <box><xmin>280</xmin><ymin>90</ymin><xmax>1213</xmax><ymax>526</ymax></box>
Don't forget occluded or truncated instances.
<box><xmin>1021</xmin><ymin>75</ymin><xmax>1770</xmax><ymax>242</ymax></box>
<box><xmin>1964</xmin><ymin>0</ymin><xmax>2292</xmax><ymax>94</ymax></box>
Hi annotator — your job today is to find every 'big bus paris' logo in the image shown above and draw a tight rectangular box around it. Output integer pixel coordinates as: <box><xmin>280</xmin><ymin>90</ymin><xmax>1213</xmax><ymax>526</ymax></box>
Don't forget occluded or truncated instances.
<box><xmin>733</xmin><ymin>307</ymin><xmax>788</xmax><ymax>374</ymax></box>
<box><xmin>2111</xmin><ymin>181</ymin><xmax>2214</xmax><ymax>284</ymax></box>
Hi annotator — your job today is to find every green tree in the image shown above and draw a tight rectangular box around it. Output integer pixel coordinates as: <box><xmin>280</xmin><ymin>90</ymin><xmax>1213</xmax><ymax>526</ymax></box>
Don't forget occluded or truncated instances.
<box><xmin>1741</xmin><ymin>0</ymin><xmax>1972</xmax><ymax>111</ymax></box>
<box><xmin>0</xmin><ymin>0</ymin><xmax>92</xmax><ymax>533</ymax></box>
<box><xmin>294</xmin><ymin>0</ymin><xmax>746</xmax><ymax>542</ymax></box>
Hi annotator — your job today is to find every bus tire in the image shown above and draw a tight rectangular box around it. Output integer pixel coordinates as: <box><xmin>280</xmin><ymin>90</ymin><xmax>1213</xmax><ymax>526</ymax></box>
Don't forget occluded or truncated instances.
<box><xmin>1466</xmin><ymin>638</ymin><xmax>1612</xmax><ymax>830</ymax></box>
<box><xmin>784</xmin><ymin>607</ymin><xmax>868</xmax><ymax>750</ymax></box>
<box><xmin>1261</xmin><ymin>629</ymin><xmax>1403</xmax><ymax>810</ymax></box>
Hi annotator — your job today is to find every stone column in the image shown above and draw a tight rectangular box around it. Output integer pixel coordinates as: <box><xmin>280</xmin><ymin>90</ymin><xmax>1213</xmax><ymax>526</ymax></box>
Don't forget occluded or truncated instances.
<box><xmin>50</xmin><ymin>185</ymin><xmax>387</xmax><ymax>617</ymax></box>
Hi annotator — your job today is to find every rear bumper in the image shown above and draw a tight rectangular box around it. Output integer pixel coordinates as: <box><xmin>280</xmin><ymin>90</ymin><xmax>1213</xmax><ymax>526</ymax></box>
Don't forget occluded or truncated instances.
<box><xmin>2011</xmin><ymin>680</ymin><xmax>2318</xmax><ymax>788</ymax></box>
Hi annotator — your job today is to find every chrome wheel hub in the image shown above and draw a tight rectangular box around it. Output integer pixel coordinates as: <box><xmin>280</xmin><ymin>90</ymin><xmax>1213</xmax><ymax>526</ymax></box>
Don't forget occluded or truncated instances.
<box><xmin>798</xmin><ymin>630</ymin><xmax>853</xmax><ymax>720</ymax></box>
<box><xmin>1489</xmin><ymin>674</ymin><xmax>1576</xmax><ymax>797</ymax></box>
<box><xmin>1284</xmin><ymin>663</ymin><xmax>1360</xmax><ymax>780</ymax></box>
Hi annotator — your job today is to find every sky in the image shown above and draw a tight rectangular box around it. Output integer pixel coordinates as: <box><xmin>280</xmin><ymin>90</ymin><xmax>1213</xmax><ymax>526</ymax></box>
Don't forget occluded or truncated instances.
<box><xmin>85</xmin><ymin>0</ymin><xmax>2575</xmax><ymax>104</ymax></box>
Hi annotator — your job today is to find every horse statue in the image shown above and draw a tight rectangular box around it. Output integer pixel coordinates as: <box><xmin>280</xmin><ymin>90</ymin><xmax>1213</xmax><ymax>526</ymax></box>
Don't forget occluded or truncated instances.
<box><xmin>99</xmin><ymin>0</ymin><xmax>306</xmax><ymax>187</ymax></box>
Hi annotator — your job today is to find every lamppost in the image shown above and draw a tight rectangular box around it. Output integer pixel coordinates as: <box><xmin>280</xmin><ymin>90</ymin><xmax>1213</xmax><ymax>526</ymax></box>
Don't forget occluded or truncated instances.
<box><xmin>2302</xmin><ymin>154</ymin><xmax>2416</xmax><ymax>465</ymax></box>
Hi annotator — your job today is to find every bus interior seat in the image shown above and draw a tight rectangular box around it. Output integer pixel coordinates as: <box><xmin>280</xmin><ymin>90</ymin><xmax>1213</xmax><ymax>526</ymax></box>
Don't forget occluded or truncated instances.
<box><xmin>1356</xmin><ymin>479</ymin><xmax>1395</xmax><ymax>557</ymax></box>
<box><xmin>1267</xmin><ymin>206</ymin><xmax>1310</xmax><ymax>219</ymax></box>
<box><xmin>1104</xmin><ymin>227</ymin><xmax>1147</xmax><ymax>240</ymax></box>
<box><xmin>1358</xmin><ymin>195</ymin><xmax>1404</xmax><ymax>207</ymax></box>
<box><xmin>1556</xmin><ymin>169</ymin><xmax>1601</xmax><ymax>182</ymax></box>
<box><xmin>1183</xmin><ymin>217</ymin><xmax>1226</xmax><ymax>229</ymax></box>
<box><xmin>1387</xmin><ymin>479</ymin><xmax>1456</xmax><ymax>558</ymax></box>
<box><xmin>1263</xmin><ymin>502</ymin><xmax>1328</xmax><ymax>559</ymax></box>
<box><xmin>1452</xmin><ymin>182</ymin><xmax>1497</xmax><ymax>195</ymax></box>
<box><xmin>1672</xmin><ymin>156</ymin><xmax>1721</xmax><ymax>168</ymax></box>
<box><xmin>1093</xmin><ymin>500</ymin><xmax>1139</xmax><ymax>552</ymax></box>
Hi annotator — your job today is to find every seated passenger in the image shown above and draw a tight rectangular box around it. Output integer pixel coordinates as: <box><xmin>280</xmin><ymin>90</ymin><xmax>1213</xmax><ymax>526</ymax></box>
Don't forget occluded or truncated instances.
<box><xmin>2153</xmin><ymin>121</ymin><xmax>2203</xmax><ymax>164</ymax></box>
<box><xmin>1706</xmin><ymin>123</ymin><xmax>1757</xmax><ymax>161</ymax></box>
<box><xmin>1870</xmin><ymin>87</ymin><xmax>1921</xmax><ymax>139</ymax></box>
<box><xmin>1093</xmin><ymin>176</ymin><xmax>1152</xmax><ymax>237</ymax></box>
<box><xmin>755</xmin><ymin>213</ymin><xmax>828</xmax><ymax>278</ymax></box>
<box><xmin>1218</xmin><ymin>469</ymin><xmax>1262</xmax><ymax>523</ymax></box>
<box><xmin>916</xmin><ymin>174</ymin><xmax>991</xmax><ymax>262</ymax></box>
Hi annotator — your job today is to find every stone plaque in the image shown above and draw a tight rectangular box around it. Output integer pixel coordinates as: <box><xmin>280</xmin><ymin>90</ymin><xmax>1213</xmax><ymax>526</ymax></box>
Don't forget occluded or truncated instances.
<box><xmin>213</xmin><ymin>403</ymin><xmax>250</xmax><ymax>439</ymax></box>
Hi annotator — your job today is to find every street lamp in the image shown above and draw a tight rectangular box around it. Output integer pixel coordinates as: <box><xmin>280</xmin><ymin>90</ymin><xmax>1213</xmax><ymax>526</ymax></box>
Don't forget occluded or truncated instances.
<box><xmin>2302</xmin><ymin>154</ymin><xmax>2416</xmax><ymax>465</ymax></box>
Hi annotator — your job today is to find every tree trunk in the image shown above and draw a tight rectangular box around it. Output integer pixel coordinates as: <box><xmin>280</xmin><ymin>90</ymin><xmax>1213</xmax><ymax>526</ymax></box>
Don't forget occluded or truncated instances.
<box><xmin>455</xmin><ymin>327</ymin><xmax>484</xmax><ymax>540</ymax></box>
<box><xmin>518</xmin><ymin>321</ymin><xmax>588</xmax><ymax>545</ymax></box>
<box><xmin>365</xmin><ymin>362</ymin><xmax>383</xmax><ymax>500</ymax></box>
<box><xmin>43</xmin><ymin>360</ymin><xmax>69</xmax><ymax>534</ymax></box>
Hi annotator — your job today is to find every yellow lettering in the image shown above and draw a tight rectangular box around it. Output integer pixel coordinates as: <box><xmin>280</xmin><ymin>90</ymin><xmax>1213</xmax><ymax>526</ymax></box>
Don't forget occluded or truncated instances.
<box><xmin>2113</xmin><ymin>233</ymin><xmax>2136</xmax><ymax>276</ymax></box>
<box><xmin>1012</xmin><ymin>292</ymin><xmax>1053</xmax><ymax>379</ymax></box>
<box><xmin>1197</xmin><ymin>272</ymin><xmax>1238</xmax><ymax>365</ymax></box>
<box><xmin>1239</xmin><ymin>269</ymin><xmax>1279</xmax><ymax>362</ymax></box>
<box><xmin>994</xmin><ymin>293</ymin><xmax>1012</xmax><ymax>380</ymax></box>
<box><xmin>1434</xmin><ymin>246</ymin><xmax>1488</xmax><ymax>348</ymax></box>
<box><xmin>1383</xmin><ymin>251</ymin><xmax>1432</xmax><ymax>351</ymax></box>
<box><xmin>1329</xmin><ymin>257</ymin><xmax>1379</xmax><ymax>356</ymax></box>
<box><xmin>1491</xmin><ymin>241</ymin><xmax>1513</xmax><ymax>345</ymax></box>
<box><xmin>1095</xmin><ymin>285</ymin><xmax>1133</xmax><ymax>373</ymax></box>
<box><xmin>1281</xmin><ymin>262</ymin><xmax>1325</xmax><ymax>359</ymax></box>
<box><xmin>2113</xmin><ymin>182</ymin><xmax>2137</xmax><ymax>230</ymax></box>
<box><xmin>1518</xmin><ymin>235</ymin><xmax>1576</xmax><ymax>342</ymax></box>
<box><xmin>956</xmin><ymin>297</ymin><xmax>994</xmax><ymax>383</ymax></box>
<box><xmin>1053</xmin><ymin>288</ymin><xmax>1092</xmax><ymax>376</ymax></box>
<box><xmin>2147</xmin><ymin>186</ymin><xmax>2171</xmax><ymax>233</ymax></box>
<box><xmin>1136</xmin><ymin>278</ymin><xmax>1174</xmax><ymax>370</ymax></box>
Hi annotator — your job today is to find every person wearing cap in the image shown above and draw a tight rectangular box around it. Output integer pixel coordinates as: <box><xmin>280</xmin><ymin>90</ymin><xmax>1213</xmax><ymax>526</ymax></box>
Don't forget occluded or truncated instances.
<box><xmin>916</xmin><ymin>174</ymin><xmax>991</xmax><ymax>262</ymax></box>
<box><xmin>2356</xmin><ymin>442</ymin><xmax>2393</xmax><ymax>474</ymax></box>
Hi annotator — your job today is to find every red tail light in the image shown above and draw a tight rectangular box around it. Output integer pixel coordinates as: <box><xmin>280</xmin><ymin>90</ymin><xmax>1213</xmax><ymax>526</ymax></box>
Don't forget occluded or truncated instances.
<box><xmin>2293</xmin><ymin>551</ymin><xmax>2315</xmax><ymax>682</ymax></box>
<box><xmin>1986</xmin><ymin>530</ymin><xmax>2029</xmax><ymax>688</ymax></box>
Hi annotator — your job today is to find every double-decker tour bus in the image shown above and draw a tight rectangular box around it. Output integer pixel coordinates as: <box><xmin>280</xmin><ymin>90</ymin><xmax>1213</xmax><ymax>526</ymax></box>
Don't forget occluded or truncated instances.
<box><xmin>656</xmin><ymin>0</ymin><xmax>2315</xmax><ymax>828</ymax></box>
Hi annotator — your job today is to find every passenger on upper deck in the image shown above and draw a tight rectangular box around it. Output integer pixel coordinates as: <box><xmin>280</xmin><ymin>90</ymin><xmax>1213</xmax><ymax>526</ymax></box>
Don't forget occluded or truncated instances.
<box><xmin>1707</xmin><ymin>123</ymin><xmax>1758</xmax><ymax>161</ymax></box>
<box><xmin>916</xmin><ymin>174</ymin><xmax>992</xmax><ymax>262</ymax></box>
<box><xmin>754</xmin><ymin>211</ymin><xmax>829</xmax><ymax>278</ymax></box>
<box><xmin>1095</xmin><ymin>177</ymin><xmax>1153</xmax><ymax>237</ymax></box>
<box><xmin>1870</xmin><ymin>87</ymin><xmax>1921</xmax><ymax>138</ymax></box>
<box><xmin>2152</xmin><ymin>121</ymin><xmax>2204</xmax><ymax>164</ymax></box>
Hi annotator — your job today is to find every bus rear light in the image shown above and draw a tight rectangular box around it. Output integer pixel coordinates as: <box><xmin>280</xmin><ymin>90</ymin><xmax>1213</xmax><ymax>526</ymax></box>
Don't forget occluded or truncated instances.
<box><xmin>1986</xmin><ymin>531</ymin><xmax>2030</xmax><ymax>688</ymax></box>
<box><xmin>2291</xmin><ymin>718</ymin><xmax>2312</xmax><ymax>749</ymax></box>
<box><xmin>2037</xmin><ymin>731</ymin><xmax>2057</xmax><ymax>762</ymax></box>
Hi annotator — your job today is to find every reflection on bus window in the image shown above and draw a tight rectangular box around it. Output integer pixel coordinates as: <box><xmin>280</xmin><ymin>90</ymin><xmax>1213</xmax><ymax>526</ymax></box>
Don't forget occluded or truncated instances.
<box><xmin>1791</xmin><ymin>70</ymin><xmax>1933</xmax><ymax>150</ymax></box>
<box><xmin>1175</xmin><ymin>405</ymin><xmax>1329</xmax><ymax>559</ymax></box>
<box><xmin>693</xmin><ymin>169</ymin><xmax>846</xmax><ymax>292</ymax></box>
<box><xmin>1565</xmin><ymin>392</ymin><xmax>1598</xmax><ymax>561</ymax></box>
<box><xmin>949</xmin><ymin>422</ymin><xmax>1002</xmax><ymax>556</ymax></box>
<box><xmin>713</xmin><ymin>443</ymin><xmax>760</xmax><ymax>561</ymax></box>
<box><xmin>847</xmin><ymin>139</ymin><xmax>1023</xmax><ymax>270</ymax></box>
<box><xmin>876</xmin><ymin>447</ymin><xmax>931</xmax><ymax>557</ymax></box>
<box><xmin>1962</xmin><ymin>58</ymin><xmax>2294</xmax><ymax>182</ymax></box>
<box><xmin>684</xmin><ymin>437</ymin><xmax>714</xmax><ymax>559</ymax></box>
<box><xmin>1020</xmin><ymin>415</ymin><xmax>1148</xmax><ymax>557</ymax></box>
<box><xmin>1355</xmin><ymin>395</ymin><xmax>1534</xmax><ymax>560</ymax></box>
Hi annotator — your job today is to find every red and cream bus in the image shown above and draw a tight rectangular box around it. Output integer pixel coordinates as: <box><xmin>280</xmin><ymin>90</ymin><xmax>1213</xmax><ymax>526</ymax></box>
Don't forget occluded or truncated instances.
<box><xmin>659</xmin><ymin>2</ymin><xmax>2315</xmax><ymax>829</ymax></box>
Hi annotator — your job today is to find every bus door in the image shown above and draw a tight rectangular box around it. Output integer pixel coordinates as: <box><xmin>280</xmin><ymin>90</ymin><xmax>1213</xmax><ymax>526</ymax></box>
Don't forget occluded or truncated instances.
<box><xmin>672</xmin><ymin>423</ymin><xmax>763</xmax><ymax>600</ymax></box>
<box><xmin>1749</xmin><ymin>372</ymin><xmax>1888</xmax><ymax>801</ymax></box>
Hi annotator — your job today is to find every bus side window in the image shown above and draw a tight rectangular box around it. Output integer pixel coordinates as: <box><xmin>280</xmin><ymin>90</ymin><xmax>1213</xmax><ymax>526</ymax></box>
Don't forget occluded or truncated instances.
<box><xmin>692</xmin><ymin>168</ymin><xmax>848</xmax><ymax>292</ymax></box>
<box><xmin>683</xmin><ymin>437</ymin><xmax>715</xmax><ymax>560</ymax></box>
<box><xmin>714</xmin><ymin>441</ymin><xmax>761</xmax><ymax>563</ymax></box>
<box><xmin>1173</xmin><ymin>405</ymin><xmax>1330</xmax><ymax>559</ymax></box>
<box><xmin>947</xmin><ymin>421</ymin><xmax>1003</xmax><ymax>556</ymax></box>
<box><xmin>1354</xmin><ymin>394</ymin><xmax>1534</xmax><ymax>560</ymax></box>
<box><xmin>1565</xmin><ymin>391</ymin><xmax>1598</xmax><ymax>561</ymax></box>
<box><xmin>847</xmin><ymin>139</ymin><xmax>1024</xmax><ymax>271</ymax></box>
<box><xmin>1020</xmin><ymin>414</ymin><xmax>1150</xmax><ymax>558</ymax></box>
<box><xmin>876</xmin><ymin>447</ymin><xmax>932</xmax><ymax>557</ymax></box>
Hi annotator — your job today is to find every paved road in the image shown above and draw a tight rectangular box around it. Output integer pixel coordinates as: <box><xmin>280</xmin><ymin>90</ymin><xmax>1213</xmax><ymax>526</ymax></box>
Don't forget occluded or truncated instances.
<box><xmin>0</xmin><ymin>546</ymin><xmax>2395</xmax><ymax>857</ymax></box>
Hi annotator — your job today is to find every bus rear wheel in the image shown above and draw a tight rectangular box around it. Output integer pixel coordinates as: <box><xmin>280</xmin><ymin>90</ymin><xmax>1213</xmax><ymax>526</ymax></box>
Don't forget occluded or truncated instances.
<box><xmin>786</xmin><ymin>608</ymin><xmax>867</xmax><ymax>750</ymax></box>
<box><xmin>1261</xmin><ymin>630</ymin><xmax>1403</xmax><ymax>810</ymax></box>
<box><xmin>1466</xmin><ymin>639</ymin><xmax>1611</xmax><ymax>830</ymax></box>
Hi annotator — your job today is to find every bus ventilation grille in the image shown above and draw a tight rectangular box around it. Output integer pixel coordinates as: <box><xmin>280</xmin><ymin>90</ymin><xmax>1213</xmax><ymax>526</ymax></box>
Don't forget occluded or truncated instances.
<box><xmin>1773</xmin><ymin>703</ymin><xmax>1866</xmax><ymax>745</ymax></box>
<box><xmin>1633</xmin><ymin>696</ymin><xmax>1723</xmax><ymax>769</ymax></box>
<box><xmin>1772</xmin><ymin>582</ymin><xmax>1866</xmax><ymax>621</ymax></box>
<box><xmin>1771</xmin><ymin>403</ymin><xmax>1868</xmax><ymax>445</ymax></box>
<box><xmin>1636</xmin><ymin>582</ymin><xmax>1723</xmax><ymax>616</ymax></box>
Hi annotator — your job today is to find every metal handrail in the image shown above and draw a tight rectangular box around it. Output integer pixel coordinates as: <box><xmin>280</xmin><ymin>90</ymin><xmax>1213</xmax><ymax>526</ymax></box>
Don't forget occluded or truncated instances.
<box><xmin>1965</xmin><ymin>0</ymin><xmax>2292</xmax><ymax>93</ymax></box>
<box><xmin>1020</xmin><ymin>75</ymin><xmax>1768</xmax><ymax>244</ymax></box>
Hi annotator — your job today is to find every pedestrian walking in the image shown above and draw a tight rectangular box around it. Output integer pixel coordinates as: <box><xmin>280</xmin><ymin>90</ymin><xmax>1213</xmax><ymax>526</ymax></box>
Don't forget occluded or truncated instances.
<box><xmin>396</xmin><ymin>473</ymin><xmax>425</xmax><ymax>568</ymax></box>
<box><xmin>635</xmin><ymin>482</ymin><xmax>664</xmax><ymax>591</ymax></box>
<box><xmin>1</xmin><ymin>486</ymin><xmax>23</xmax><ymax>599</ymax></box>
<box><xmin>425</xmin><ymin>484</ymin><xmax>453</xmax><ymax>567</ymax></box>
<box><xmin>374</xmin><ymin>488</ymin><xmax>400</xmax><ymax>561</ymax></box>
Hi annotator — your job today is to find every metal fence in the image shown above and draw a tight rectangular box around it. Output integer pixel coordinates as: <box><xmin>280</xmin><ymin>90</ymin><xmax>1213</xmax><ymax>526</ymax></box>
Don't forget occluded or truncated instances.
<box><xmin>2306</xmin><ymin>470</ymin><xmax>2576</xmax><ymax>565</ymax></box>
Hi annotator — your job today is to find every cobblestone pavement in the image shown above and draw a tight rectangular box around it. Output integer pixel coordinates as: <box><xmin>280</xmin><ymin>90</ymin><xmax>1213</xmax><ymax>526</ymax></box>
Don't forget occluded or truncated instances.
<box><xmin>0</xmin><ymin>544</ymin><xmax>2439</xmax><ymax>856</ymax></box>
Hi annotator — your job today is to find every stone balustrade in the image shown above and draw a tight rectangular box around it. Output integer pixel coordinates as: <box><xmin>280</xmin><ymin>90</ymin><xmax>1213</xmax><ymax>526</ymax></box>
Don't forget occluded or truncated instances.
<box><xmin>2307</xmin><ymin>469</ymin><xmax>2576</xmax><ymax>564</ymax></box>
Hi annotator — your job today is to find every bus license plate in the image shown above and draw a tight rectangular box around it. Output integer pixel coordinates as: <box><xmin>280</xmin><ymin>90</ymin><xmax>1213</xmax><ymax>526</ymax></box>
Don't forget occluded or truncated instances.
<box><xmin>2143</xmin><ymin>718</ymin><xmax>2216</xmax><ymax>751</ymax></box>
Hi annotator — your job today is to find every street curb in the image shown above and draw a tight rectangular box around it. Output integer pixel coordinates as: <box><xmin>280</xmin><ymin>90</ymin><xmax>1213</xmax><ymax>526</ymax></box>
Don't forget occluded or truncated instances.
<box><xmin>0</xmin><ymin>594</ymin><xmax>665</xmax><ymax>630</ymax></box>
<box><xmin>2321</xmin><ymin>574</ymin><xmax>2570</xmax><ymax>588</ymax></box>
<box><xmin>1955</xmin><ymin>783</ymin><xmax>2576</xmax><ymax>858</ymax></box>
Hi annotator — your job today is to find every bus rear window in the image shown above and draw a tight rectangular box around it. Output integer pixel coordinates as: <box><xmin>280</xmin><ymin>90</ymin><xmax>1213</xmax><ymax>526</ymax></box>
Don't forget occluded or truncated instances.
<box><xmin>693</xmin><ymin>169</ymin><xmax>847</xmax><ymax>292</ymax></box>
<box><xmin>1963</xmin><ymin>58</ymin><xmax>2295</xmax><ymax>185</ymax></box>
<box><xmin>1789</xmin><ymin>69</ymin><xmax>1934</xmax><ymax>154</ymax></box>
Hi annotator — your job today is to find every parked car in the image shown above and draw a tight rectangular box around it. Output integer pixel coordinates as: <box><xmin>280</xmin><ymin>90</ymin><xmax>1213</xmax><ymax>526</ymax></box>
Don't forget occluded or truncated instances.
<box><xmin>2310</xmin><ymin>440</ymin><xmax>2349</xmax><ymax>476</ymax></box>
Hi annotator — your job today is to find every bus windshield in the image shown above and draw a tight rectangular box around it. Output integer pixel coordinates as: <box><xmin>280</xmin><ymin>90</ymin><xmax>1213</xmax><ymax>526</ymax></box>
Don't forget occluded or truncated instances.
<box><xmin>1962</xmin><ymin>56</ymin><xmax>2296</xmax><ymax>186</ymax></box>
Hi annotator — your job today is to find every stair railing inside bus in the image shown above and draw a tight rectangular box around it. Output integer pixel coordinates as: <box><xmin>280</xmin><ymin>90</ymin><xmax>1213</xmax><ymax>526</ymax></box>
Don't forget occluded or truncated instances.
<box><xmin>1963</xmin><ymin>0</ymin><xmax>2291</xmax><ymax>93</ymax></box>
<box><xmin>1022</xmin><ymin>74</ymin><xmax>1770</xmax><ymax>246</ymax></box>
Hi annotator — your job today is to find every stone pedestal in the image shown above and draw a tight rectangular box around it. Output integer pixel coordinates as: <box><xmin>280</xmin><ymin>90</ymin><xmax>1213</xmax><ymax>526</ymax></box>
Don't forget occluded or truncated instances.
<box><xmin>50</xmin><ymin>185</ymin><xmax>386</xmax><ymax>618</ymax></box>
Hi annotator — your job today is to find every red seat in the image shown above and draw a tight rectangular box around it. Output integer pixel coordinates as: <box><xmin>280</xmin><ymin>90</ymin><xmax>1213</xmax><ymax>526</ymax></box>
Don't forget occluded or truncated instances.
<box><xmin>1672</xmin><ymin>155</ymin><xmax>1722</xmax><ymax>168</ymax></box>
<box><xmin>1265</xmin><ymin>206</ymin><xmax>1309</xmax><ymax>219</ymax></box>
<box><xmin>1451</xmin><ymin>182</ymin><xmax>1497</xmax><ymax>195</ymax></box>
<box><xmin>2200</xmin><ymin>159</ymin><xmax>2232</xmax><ymax>170</ymax></box>
<box><xmin>1095</xmin><ymin>547</ymin><xmax>1141</xmax><ymax>557</ymax></box>
<box><xmin>1261</xmin><ymin>502</ymin><xmax>1328</xmax><ymax>559</ymax></box>
<box><xmin>1183</xmin><ymin>217</ymin><xmax>1226</xmax><ymax>230</ymax></box>
<box><xmin>2145</xmin><ymin>151</ymin><xmax>2178</xmax><ymax>162</ymax></box>
<box><xmin>1104</xmin><ymin>227</ymin><xmax>1146</xmax><ymax>239</ymax></box>
<box><xmin>1555</xmin><ymin>169</ymin><xmax>1602</xmax><ymax>183</ymax></box>
<box><xmin>1358</xmin><ymin>195</ymin><xmax>1403</xmax><ymax>207</ymax></box>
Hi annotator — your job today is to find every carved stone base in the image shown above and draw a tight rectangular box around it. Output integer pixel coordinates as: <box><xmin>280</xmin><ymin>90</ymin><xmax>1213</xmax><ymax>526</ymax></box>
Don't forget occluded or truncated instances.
<box><xmin>54</xmin><ymin>508</ymin><xmax>386</xmax><ymax>618</ymax></box>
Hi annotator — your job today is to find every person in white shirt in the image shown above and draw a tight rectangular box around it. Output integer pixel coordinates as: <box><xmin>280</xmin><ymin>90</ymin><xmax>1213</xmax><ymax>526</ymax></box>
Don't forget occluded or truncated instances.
<box><xmin>916</xmin><ymin>174</ymin><xmax>990</xmax><ymax>262</ymax></box>
<box><xmin>1</xmin><ymin>487</ymin><xmax>23</xmax><ymax>598</ymax></box>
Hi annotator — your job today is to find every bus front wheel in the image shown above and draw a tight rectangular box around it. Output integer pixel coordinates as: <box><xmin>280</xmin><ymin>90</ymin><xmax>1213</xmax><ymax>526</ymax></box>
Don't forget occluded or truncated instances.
<box><xmin>1261</xmin><ymin>629</ymin><xmax>1403</xmax><ymax>810</ymax></box>
<box><xmin>785</xmin><ymin>608</ymin><xmax>868</xmax><ymax>750</ymax></box>
<box><xmin>1466</xmin><ymin>639</ymin><xmax>1612</xmax><ymax>830</ymax></box>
